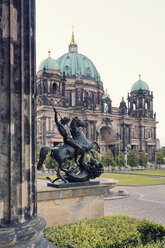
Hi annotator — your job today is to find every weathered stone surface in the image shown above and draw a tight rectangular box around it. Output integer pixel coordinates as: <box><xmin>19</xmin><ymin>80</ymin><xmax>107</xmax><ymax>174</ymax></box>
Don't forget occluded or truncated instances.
<box><xmin>0</xmin><ymin>1</ymin><xmax>48</xmax><ymax>247</ymax></box>
<box><xmin>37</xmin><ymin>185</ymin><xmax>106</xmax><ymax>226</ymax></box>
<box><xmin>0</xmin><ymin>216</ymin><xmax>47</xmax><ymax>248</ymax></box>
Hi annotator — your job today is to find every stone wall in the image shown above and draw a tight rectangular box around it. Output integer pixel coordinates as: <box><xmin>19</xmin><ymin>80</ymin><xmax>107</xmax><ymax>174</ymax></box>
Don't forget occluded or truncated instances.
<box><xmin>37</xmin><ymin>185</ymin><xmax>106</xmax><ymax>226</ymax></box>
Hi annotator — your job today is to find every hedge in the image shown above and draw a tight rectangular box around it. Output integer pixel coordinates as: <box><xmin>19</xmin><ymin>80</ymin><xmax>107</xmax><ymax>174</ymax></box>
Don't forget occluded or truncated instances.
<box><xmin>44</xmin><ymin>215</ymin><xmax>165</xmax><ymax>248</ymax></box>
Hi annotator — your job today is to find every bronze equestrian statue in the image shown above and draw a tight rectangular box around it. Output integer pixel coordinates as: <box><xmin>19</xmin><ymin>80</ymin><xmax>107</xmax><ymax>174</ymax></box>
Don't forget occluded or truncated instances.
<box><xmin>37</xmin><ymin>108</ymin><xmax>103</xmax><ymax>183</ymax></box>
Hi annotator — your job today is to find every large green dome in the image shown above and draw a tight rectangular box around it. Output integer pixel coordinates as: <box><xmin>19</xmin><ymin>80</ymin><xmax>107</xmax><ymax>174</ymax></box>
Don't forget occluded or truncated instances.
<box><xmin>57</xmin><ymin>35</ymin><xmax>100</xmax><ymax>82</ymax></box>
<box><xmin>57</xmin><ymin>52</ymin><xmax>100</xmax><ymax>82</ymax></box>
<box><xmin>131</xmin><ymin>77</ymin><xmax>150</xmax><ymax>92</ymax></box>
<box><xmin>38</xmin><ymin>56</ymin><xmax>59</xmax><ymax>71</ymax></box>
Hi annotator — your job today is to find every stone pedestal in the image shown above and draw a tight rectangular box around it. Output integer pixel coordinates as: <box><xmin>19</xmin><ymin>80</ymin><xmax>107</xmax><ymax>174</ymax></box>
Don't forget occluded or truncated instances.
<box><xmin>0</xmin><ymin>1</ymin><xmax>48</xmax><ymax>247</ymax></box>
<box><xmin>37</xmin><ymin>182</ymin><xmax>107</xmax><ymax>226</ymax></box>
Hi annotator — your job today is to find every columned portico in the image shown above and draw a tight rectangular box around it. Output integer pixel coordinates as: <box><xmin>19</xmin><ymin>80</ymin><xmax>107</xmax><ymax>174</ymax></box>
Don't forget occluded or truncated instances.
<box><xmin>0</xmin><ymin>1</ymin><xmax>48</xmax><ymax>247</ymax></box>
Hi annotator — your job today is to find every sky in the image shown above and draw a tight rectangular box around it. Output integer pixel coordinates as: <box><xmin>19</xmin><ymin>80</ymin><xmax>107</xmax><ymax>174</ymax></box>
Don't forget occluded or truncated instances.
<box><xmin>36</xmin><ymin>0</ymin><xmax>165</xmax><ymax>146</ymax></box>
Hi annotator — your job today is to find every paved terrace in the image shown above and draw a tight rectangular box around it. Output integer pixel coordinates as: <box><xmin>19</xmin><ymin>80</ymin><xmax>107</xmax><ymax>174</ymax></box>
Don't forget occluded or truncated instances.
<box><xmin>37</xmin><ymin>179</ymin><xmax>165</xmax><ymax>225</ymax></box>
<box><xmin>105</xmin><ymin>185</ymin><xmax>165</xmax><ymax>225</ymax></box>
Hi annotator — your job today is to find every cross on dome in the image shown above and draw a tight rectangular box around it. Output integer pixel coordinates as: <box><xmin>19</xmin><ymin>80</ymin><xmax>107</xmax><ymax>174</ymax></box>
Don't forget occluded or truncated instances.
<box><xmin>48</xmin><ymin>50</ymin><xmax>51</xmax><ymax>58</ymax></box>
<box><xmin>70</xmin><ymin>25</ymin><xmax>76</xmax><ymax>45</ymax></box>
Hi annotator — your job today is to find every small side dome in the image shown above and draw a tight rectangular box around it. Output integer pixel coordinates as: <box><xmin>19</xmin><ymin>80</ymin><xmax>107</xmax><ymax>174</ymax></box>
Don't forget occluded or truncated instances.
<box><xmin>131</xmin><ymin>75</ymin><xmax>150</xmax><ymax>92</ymax></box>
<box><xmin>38</xmin><ymin>51</ymin><xmax>59</xmax><ymax>71</ymax></box>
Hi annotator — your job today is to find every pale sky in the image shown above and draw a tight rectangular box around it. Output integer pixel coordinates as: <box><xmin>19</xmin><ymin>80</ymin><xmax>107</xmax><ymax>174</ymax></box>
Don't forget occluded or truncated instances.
<box><xmin>36</xmin><ymin>0</ymin><xmax>165</xmax><ymax>146</ymax></box>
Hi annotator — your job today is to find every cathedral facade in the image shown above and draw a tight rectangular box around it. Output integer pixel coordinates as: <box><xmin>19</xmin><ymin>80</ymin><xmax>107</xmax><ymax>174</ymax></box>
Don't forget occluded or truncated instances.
<box><xmin>36</xmin><ymin>32</ymin><xmax>157</xmax><ymax>161</ymax></box>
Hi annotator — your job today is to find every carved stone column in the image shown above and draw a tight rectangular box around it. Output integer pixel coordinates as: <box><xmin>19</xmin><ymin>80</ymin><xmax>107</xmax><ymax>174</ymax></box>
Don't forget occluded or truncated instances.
<box><xmin>93</xmin><ymin>121</ymin><xmax>97</xmax><ymax>140</ymax></box>
<box><xmin>42</xmin><ymin>117</ymin><xmax>47</xmax><ymax>146</ymax></box>
<box><xmin>0</xmin><ymin>1</ymin><xmax>48</xmax><ymax>247</ymax></box>
<box><xmin>121</xmin><ymin>123</ymin><xmax>126</xmax><ymax>153</ymax></box>
<box><xmin>139</xmin><ymin>125</ymin><xmax>143</xmax><ymax>152</ymax></box>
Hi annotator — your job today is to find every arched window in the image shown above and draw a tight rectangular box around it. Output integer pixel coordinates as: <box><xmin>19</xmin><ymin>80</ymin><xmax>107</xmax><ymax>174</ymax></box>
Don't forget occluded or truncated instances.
<box><xmin>43</xmin><ymin>80</ymin><xmax>48</xmax><ymax>93</ymax></box>
<box><xmin>52</xmin><ymin>82</ymin><xmax>57</xmax><ymax>94</ymax></box>
<box><xmin>139</xmin><ymin>98</ymin><xmax>142</xmax><ymax>108</ymax></box>
<box><xmin>65</xmin><ymin>66</ymin><xmax>69</xmax><ymax>76</ymax></box>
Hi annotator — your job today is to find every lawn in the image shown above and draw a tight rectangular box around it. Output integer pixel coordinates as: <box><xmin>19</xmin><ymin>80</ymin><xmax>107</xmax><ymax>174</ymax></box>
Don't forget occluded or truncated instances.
<box><xmin>100</xmin><ymin>173</ymin><xmax>165</xmax><ymax>186</ymax></box>
<box><xmin>38</xmin><ymin>174</ymin><xmax>57</xmax><ymax>179</ymax></box>
<box><xmin>38</xmin><ymin>173</ymin><xmax>165</xmax><ymax>186</ymax></box>
<box><xmin>117</xmin><ymin>169</ymin><xmax>165</xmax><ymax>176</ymax></box>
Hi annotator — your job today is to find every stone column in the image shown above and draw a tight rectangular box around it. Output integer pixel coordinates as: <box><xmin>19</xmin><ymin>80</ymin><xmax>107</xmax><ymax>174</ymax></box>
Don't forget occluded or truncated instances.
<box><xmin>121</xmin><ymin>123</ymin><xmax>126</xmax><ymax>153</ymax></box>
<box><xmin>93</xmin><ymin>121</ymin><xmax>97</xmax><ymax>141</ymax></box>
<box><xmin>128</xmin><ymin>125</ymin><xmax>131</xmax><ymax>144</ymax></box>
<box><xmin>0</xmin><ymin>1</ymin><xmax>48</xmax><ymax>247</ymax></box>
<box><xmin>42</xmin><ymin>117</ymin><xmax>46</xmax><ymax>146</ymax></box>
<box><xmin>139</xmin><ymin>125</ymin><xmax>143</xmax><ymax>152</ymax></box>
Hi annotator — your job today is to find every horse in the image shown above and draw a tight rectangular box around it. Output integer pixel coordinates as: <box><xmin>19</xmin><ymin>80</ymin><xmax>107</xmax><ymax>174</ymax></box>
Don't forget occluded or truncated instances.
<box><xmin>37</xmin><ymin>116</ymin><xmax>100</xmax><ymax>183</ymax></box>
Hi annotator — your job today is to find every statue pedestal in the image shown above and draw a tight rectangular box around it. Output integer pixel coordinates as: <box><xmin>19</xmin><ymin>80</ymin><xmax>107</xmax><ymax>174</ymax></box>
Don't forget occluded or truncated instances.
<box><xmin>47</xmin><ymin>180</ymin><xmax>100</xmax><ymax>188</ymax></box>
<box><xmin>37</xmin><ymin>179</ymin><xmax>107</xmax><ymax>226</ymax></box>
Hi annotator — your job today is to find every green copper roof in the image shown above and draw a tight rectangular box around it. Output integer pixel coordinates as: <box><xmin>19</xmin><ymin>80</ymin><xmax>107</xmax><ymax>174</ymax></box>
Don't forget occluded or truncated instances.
<box><xmin>38</xmin><ymin>57</ymin><xmax>59</xmax><ymax>71</ymax></box>
<box><xmin>57</xmin><ymin>52</ymin><xmax>100</xmax><ymax>82</ymax></box>
<box><xmin>131</xmin><ymin>79</ymin><xmax>150</xmax><ymax>92</ymax></box>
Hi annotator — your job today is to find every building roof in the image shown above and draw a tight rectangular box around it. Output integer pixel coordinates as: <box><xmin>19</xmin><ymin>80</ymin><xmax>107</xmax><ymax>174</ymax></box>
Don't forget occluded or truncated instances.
<box><xmin>38</xmin><ymin>52</ymin><xmax>60</xmax><ymax>71</ymax></box>
<box><xmin>131</xmin><ymin>75</ymin><xmax>150</xmax><ymax>92</ymax></box>
<box><xmin>56</xmin><ymin>32</ymin><xmax>100</xmax><ymax>82</ymax></box>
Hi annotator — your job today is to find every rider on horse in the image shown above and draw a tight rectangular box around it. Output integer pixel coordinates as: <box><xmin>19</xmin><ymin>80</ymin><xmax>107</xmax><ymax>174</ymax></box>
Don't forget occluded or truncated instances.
<box><xmin>53</xmin><ymin>107</ymin><xmax>84</xmax><ymax>164</ymax></box>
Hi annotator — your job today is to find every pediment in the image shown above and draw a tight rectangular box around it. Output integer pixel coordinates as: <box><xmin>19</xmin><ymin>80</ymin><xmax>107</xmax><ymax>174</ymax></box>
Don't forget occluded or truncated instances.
<box><xmin>145</xmin><ymin>138</ymin><xmax>156</xmax><ymax>145</ymax></box>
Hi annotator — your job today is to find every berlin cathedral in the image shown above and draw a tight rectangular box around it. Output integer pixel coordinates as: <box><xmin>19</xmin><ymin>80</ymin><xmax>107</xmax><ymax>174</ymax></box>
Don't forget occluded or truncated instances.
<box><xmin>36</xmin><ymin>31</ymin><xmax>157</xmax><ymax>161</ymax></box>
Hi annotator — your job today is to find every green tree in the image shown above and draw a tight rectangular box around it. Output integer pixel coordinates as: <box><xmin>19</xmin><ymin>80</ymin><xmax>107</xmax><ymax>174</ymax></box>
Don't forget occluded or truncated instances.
<box><xmin>36</xmin><ymin>152</ymin><xmax>45</xmax><ymax>172</ymax></box>
<box><xmin>138</xmin><ymin>152</ymin><xmax>148</xmax><ymax>168</ymax></box>
<box><xmin>45</xmin><ymin>152</ymin><xmax>57</xmax><ymax>174</ymax></box>
<box><xmin>91</xmin><ymin>150</ymin><xmax>100</xmax><ymax>162</ymax></box>
<box><xmin>115</xmin><ymin>151</ymin><xmax>126</xmax><ymax>171</ymax></box>
<box><xmin>65</xmin><ymin>159</ymin><xmax>76</xmax><ymax>169</ymax></box>
<box><xmin>84</xmin><ymin>153</ymin><xmax>90</xmax><ymax>163</ymax></box>
<box><xmin>102</xmin><ymin>149</ymin><xmax>116</xmax><ymax>172</ymax></box>
<box><xmin>127</xmin><ymin>150</ymin><xmax>138</xmax><ymax>170</ymax></box>
<box><xmin>161</xmin><ymin>146</ymin><xmax>165</xmax><ymax>157</ymax></box>
<box><xmin>156</xmin><ymin>149</ymin><xmax>164</xmax><ymax>169</ymax></box>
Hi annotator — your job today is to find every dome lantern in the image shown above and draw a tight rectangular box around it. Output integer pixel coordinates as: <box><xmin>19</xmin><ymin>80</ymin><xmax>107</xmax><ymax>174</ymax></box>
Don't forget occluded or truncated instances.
<box><xmin>69</xmin><ymin>28</ymin><xmax>78</xmax><ymax>53</ymax></box>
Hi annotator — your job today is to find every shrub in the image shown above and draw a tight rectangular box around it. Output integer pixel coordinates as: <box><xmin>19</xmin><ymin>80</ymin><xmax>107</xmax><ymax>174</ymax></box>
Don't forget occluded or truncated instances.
<box><xmin>44</xmin><ymin>215</ymin><xmax>165</xmax><ymax>248</ymax></box>
<box><xmin>138</xmin><ymin>239</ymin><xmax>165</xmax><ymax>247</ymax></box>
<box><xmin>137</xmin><ymin>219</ymin><xmax>165</xmax><ymax>245</ymax></box>
<box><xmin>44</xmin><ymin>215</ymin><xmax>140</xmax><ymax>248</ymax></box>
